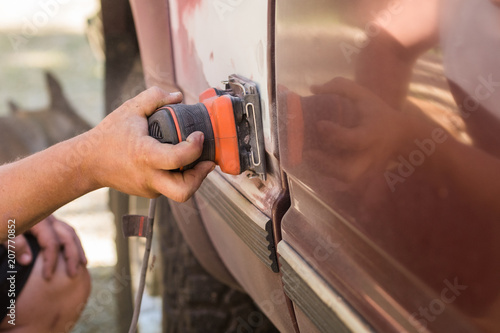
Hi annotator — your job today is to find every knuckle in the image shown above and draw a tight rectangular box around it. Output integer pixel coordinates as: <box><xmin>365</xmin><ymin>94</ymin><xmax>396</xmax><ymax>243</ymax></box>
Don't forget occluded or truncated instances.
<box><xmin>121</xmin><ymin>98</ymin><xmax>137</xmax><ymax>111</ymax></box>
<box><xmin>169</xmin><ymin>154</ymin><xmax>183</xmax><ymax>169</ymax></box>
<box><xmin>149</xmin><ymin>86</ymin><xmax>166</xmax><ymax>99</ymax></box>
<box><xmin>130</xmin><ymin>138</ymin><xmax>148</xmax><ymax>165</ymax></box>
<box><xmin>175</xmin><ymin>190</ymin><xmax>191</xmax><ymax>203</ymax></box>
<box><xmin>63</xmin><ymin>224</ymin><xmax>76</xmax><ymax>234</ymax></box>
<box><xmin>165</xmin><ymin>149</ymin><xmax>183</xmax><ymax>169</ymax></box>
<box><xmin>146</xmin><ymin>86</ymin><xmax>165</xmax><ymax>102</ymax></box>
<box><xmin>48</xmin><ymin>243</ymin><xmax>59</xmax><ymax>251</ymax></box>
<box><xmin>176</xmin><ymin>176</ymin><xmax>199</xmax><ymax>202</ymax></box>
<box><xmin>149</xmin><ymin>86</ymin><xmax>163</xmax><ymax>95</ymax></box>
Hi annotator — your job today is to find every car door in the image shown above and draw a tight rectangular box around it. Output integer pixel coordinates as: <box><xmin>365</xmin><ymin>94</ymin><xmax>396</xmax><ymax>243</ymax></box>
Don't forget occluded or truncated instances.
<box><xmin>159</xmin><ymin>1</ymin><xmax>297</xmax><ymax>332</ymax></box>
<box><xmin>276</xmin><ymin>0</ymin><xmax>500</xmax><ymax>332</ymax></box>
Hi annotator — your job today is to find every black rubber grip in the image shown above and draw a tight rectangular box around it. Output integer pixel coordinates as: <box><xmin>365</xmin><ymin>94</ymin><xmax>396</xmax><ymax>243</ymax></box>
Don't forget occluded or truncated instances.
<box><xmin>148</xmin><ymin>103</ymin><xmax>215</xmax><ymax>170</ymax></box>
<box><xmin>148</xmin><ymin>108</ymin><xmax>180</xmax><ymax>144</ymax></box>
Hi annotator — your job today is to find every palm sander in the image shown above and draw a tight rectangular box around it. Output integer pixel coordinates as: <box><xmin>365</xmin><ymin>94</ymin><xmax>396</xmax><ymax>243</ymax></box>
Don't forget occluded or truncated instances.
<box><xmin>148</xmin><ymin>74</ymin><xmax>266</xmax><ymax>180</ymax></box>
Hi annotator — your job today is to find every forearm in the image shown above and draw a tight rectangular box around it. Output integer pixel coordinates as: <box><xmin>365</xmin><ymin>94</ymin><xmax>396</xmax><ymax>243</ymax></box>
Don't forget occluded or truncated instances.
<box><xmin>354</xmin><ymin>0</ymin><xmax>439</xmax><ymax>110</ymax></box>
<box><xmin>0</xmin><ymin>132</ymin><xmax>98</xmax><ymax>239</ymax></box>
<box><xmin>0</xmin><ymin>87</ymin><xmax>214</xmax><ymax>242</ymax></box>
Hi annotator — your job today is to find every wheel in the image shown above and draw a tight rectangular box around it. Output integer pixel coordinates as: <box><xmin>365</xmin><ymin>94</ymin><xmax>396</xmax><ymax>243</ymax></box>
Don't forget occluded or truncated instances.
<box><xmin>156</xmin><ymin>196</ymin><xmax>279</xmax><ymax>333</ymax></box>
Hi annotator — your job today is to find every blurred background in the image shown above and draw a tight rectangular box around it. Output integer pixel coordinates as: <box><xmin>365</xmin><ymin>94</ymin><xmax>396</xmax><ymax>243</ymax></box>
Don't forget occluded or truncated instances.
<box><xmin>0</xmin><ymin>1</ymin><xmax>160</xmax><ymax>332</ymax></box>
<box><xmin>0</xmin><ymin>1</ymin><xmax>102</xmax><ymax>122</ymax></box>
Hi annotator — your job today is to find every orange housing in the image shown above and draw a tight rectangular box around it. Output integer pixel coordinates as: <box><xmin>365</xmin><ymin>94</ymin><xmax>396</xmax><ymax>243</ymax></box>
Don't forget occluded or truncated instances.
<box><xmin>200</xmin><ymin>89</ymin><xmax>241</xmax><ymax>175</ymax></box>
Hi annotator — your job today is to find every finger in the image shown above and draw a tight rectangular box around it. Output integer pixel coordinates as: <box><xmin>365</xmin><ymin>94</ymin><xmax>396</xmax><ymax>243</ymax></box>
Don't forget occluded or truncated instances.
<box><xmin>13</xmin><ymin>235</ymin><xmax>32</xmax><ymax>266</ymax></box>
<box><xmin>317</xmin><ymin>120</ymin><xmax>369</xmax><ymax>151</ymax></box>
<box><xmin>157</xmin><ymin>161</ymin><xmax>215</xmax><ymax>202</ymax></box>
<box><xmin>46</xmin><ymin>214</ymin><xmax>58</xmax><ymax>224</ymax></box>
<box><xmin>144</xmin><ymin>131</ymin><xmax>205</xmax><ymax>170</ymax></box>
<box><xmin>75</xmin><ymin>231</ymin><xmax>87</xmax><ymax>266</ymax></box>
<box><xmin>31</xmin><ymin>219</ymin><xmax>60</xmax><ymax>280</ymax></box>
<box><xmin>54</xmin><ymin>223</ymin><xmax>85</xmax><ymax>277</ymax></box>
<box><xmin>311</xmin><ymin>77</ymin><xmax>372</xmax><ymax>101</ymax></box>
<box><xmin>126</xmin><ymin>87</ymin><xmax>183</xmax><ymax>117</ymax></box>
<box><xmin>40</xmin><ymin>239</ymin><xmax>60</xmax><ymax>280</ymax></box>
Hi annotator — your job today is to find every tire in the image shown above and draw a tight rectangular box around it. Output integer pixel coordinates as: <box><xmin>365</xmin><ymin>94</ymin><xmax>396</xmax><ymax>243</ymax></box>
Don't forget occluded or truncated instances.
<box><xmin>156</xmin><ymin>196</ymin><xmax>279</xmax><ymax>333</ymax></box>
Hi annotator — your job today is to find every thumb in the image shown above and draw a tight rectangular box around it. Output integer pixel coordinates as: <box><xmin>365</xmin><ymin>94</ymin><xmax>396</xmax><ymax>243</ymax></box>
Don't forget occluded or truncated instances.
<box><xmin>146</xmin><ymin>131</ymin><xmax>205</xmax><ymax>171</ymax></box>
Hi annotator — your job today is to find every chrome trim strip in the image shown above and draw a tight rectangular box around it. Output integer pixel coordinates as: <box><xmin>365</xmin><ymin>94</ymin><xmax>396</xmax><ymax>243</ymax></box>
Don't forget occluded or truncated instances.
<box><xmin>197</xmin><ymin>172</ymin><xmax>279</xmax><ymax>272</ymax></box>
<box><xmin>278</xmin><ymin>241</ymin><xmax>373</xmax><ymax>333</ymax></box>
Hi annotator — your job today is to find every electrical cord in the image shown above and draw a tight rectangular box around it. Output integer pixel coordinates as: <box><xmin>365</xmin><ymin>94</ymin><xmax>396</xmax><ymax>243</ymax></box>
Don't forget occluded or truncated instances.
<box><xmin>128</xmin><ymin>198</ymin><xmax>157</xmax><ymax>333</ymax></box>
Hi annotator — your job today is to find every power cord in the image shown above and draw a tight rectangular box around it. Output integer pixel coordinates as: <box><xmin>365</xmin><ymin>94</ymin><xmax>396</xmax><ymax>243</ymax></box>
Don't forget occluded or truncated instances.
<box><xmin>128</xmin><ymin>198</ymin><xmax>157</xmax><ymax>333</ymax></box>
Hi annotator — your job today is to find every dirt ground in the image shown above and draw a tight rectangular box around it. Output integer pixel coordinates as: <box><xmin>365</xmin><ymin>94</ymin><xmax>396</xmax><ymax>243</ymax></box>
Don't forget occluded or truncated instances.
<box><xmin>0</xmin><ymin>1</ymin><xmax>161</xmax><ymax>332</ymax></box>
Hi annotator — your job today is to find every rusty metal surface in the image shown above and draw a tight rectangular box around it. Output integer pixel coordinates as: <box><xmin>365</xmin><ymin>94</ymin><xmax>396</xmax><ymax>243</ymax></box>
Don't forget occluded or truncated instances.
<box><xmin>129</xmin><ymin>0</ymin><xmax>500</xmax><ymax>331</ymax></box>
<box><xmin>167</xmin><ymin>0</ymin><xmax>282</xmax><ymax>218</ymax></box>
<box><xmin>129</xmin><ymin>0</ymin><xmax>178</xmax><ymax>90</ymax></box>
<box><xmin>197</xmin><ymin>191</ymin><xmax>296</xmax><ymax>333</ymax></box>
<box><xmin>133</xmin><ymin>2</ymin><xmax>291</xmax><ymax>327</ymax></box>
<box><xmin>133</xmin><ymin>0</ymin><xmax>281</xmax><ymax>215</ymax></box>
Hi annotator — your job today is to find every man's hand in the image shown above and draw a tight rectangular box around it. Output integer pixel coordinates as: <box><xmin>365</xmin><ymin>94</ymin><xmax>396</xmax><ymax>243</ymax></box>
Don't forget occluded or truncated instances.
<box><xmin>0</xmin><ymin>87</ymin><xmax>215</xmax><ymax>237</ymax></box>
<box><xmin>82</xmin><ymin>87</ymin><xmax>215</xmax><ymax>201</ymax></box>
<box><xmin>308</xmin><ymin>77</ymin><xmax>409</xmax><ymax>183</ymax></box>
<box><xmin>4</xmin><ymin>215</ymin><xmax>87</xmax><ymax>280</ymax></box>
<box><xmin>3</xmin><ymin>233</ymin><xmax>33</xmax><ymax>266</ymax></box>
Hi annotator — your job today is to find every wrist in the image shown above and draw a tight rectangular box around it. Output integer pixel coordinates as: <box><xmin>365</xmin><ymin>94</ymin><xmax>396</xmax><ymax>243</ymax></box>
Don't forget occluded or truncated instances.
<box><xmin>70</xmin><ymin>130</ymin><xmax>103</xmax><ymax>193</ymax></box>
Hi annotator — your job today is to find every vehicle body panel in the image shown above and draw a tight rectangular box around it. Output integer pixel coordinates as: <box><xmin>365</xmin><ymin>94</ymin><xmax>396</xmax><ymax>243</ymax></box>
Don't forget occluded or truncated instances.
<box><xmin>129</xmin><ymin>0</ymin><xmax>176</xmax><ymax>90</ymax></box>
<box><xmin>196</xmin><ymin>173</ymin><xmax>295</xmax><ymax>332</ymax></box>
<box><xmin>168</xmin><ymin>0</ymin><xmax>281</xmax><ymax>218</ymax></box>
<box><xmin>133</xmin><ymin>0</ymin><xmax>292</xmax><ymax>330</ymax></box>
<box><xmin>132</xmin><ymin>0</ymin><xmax>500</xmax><ymax>332</ymax></box>
<box><xmin>276</xmin><ymin>0</ymin><xmax>500</xmax><ymax>332</ymax></box>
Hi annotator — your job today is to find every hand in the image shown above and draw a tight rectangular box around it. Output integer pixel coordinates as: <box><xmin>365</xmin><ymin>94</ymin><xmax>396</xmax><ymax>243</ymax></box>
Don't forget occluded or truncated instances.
<box><xmin>2</xmin><ymin>234</ymin><xmax>34</xmax><ymax>266</ymax></box>
<box><xmin>82</xmin><ymin>87</ymin><xmax>215</xmax><ymax>201</ymax></box>
<box><xmin>308</xmin><ymin>77</ymin><xmax>413</xmax><ymax>183</ymax></box>
<box><xmin>4</xmin><ymin>215</ymin><xmax>87</xmax><ymax>280</ymax></box>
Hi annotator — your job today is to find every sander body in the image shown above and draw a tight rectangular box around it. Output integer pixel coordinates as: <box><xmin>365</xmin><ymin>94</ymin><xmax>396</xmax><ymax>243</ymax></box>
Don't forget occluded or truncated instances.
<box><xmin>148</xmin><ymin>74</ymin><xmax>267</xmax><ymax>180</ymax></box>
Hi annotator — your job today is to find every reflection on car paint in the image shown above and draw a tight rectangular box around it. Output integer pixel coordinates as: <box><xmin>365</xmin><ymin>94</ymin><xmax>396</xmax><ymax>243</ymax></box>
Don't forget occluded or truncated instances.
<box><xmin>277</xmin><ymin>0</ymin><xmax>500</xmax><ymax>332</ymax></box>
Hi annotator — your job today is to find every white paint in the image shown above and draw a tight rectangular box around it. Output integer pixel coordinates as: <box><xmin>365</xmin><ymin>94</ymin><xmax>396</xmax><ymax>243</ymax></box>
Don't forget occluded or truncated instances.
<box><xmin>169</xmin><ymin>0</ymin><xmax>273</xmax><ymax>151</ymax></box>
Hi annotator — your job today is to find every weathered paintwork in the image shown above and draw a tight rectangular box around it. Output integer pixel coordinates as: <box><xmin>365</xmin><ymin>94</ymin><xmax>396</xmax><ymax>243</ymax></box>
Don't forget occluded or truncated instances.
<box><xmin>133</xmin><ymin>0</ymin><xmax>500</xmax><ymax>331</ymax></box>
<box><xmin>168</xmin><ymin>0</ymin><xmax>281</xmax><ymax>217</ymax></box>
<box><xmin>133</xmin><ymin>0</ymin><xmax>293</xmax><ymax>330</ymax></box>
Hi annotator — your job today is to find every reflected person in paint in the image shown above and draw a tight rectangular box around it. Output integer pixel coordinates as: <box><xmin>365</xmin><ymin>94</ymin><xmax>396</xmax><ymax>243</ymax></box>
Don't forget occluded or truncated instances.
<box><xmin>283</xmin><ymin>0</ymin><xmax>500</xmax><ymax>331</ymax></box>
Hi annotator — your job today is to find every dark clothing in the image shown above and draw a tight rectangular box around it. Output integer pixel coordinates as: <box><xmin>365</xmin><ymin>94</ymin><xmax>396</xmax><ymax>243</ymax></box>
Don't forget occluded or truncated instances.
<box><xmin>0</xmin><ymin>234</ymin><xmax>40</xmax><ymax>322</ymax></box>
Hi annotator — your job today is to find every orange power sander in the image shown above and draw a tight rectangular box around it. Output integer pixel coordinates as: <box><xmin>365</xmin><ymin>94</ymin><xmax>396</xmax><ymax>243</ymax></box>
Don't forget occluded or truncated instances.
<box><xmin>148</xmin><ymin>74</ymin><xmax>266</xmax><ymax>180</ymax></box>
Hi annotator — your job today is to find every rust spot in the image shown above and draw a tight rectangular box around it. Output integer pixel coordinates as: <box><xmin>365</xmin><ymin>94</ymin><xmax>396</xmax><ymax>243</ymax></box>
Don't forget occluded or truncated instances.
<box><xmin>209</xmin><ymin>51</ymin><xmax>214</xmax><ymax>61</ymax></box>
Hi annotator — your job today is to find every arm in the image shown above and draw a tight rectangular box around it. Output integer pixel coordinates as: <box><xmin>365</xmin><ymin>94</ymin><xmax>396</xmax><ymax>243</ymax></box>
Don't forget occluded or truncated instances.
<box><xmin>311</xmin><ymin>77</ymin><xmax>500</xmax><ymax>214</ymax></box>
<box><xmin>355</xmin><ymin>0</ymin><xmax>440</xmax><ymax>109</ymax></box>
<box><xmin>0</xmin><ymin>87</ymin><xmax>215</xmax><ymax>240</ymax></box>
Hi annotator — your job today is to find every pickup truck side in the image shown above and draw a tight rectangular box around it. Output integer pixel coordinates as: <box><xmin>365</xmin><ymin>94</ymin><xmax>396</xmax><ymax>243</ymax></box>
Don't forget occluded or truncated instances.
<box><xmin>108</xmin><ymin>0</ymin><xmax>500</xmax><ymax>332</ymax></box>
